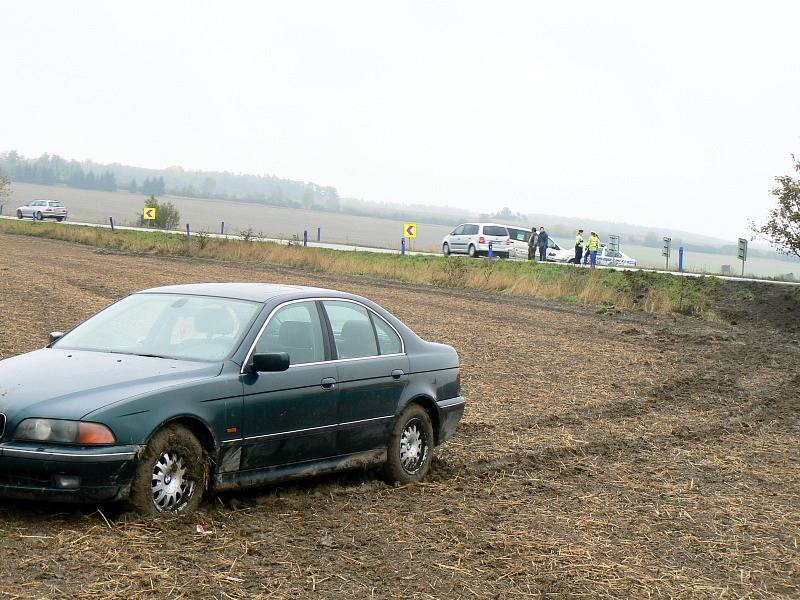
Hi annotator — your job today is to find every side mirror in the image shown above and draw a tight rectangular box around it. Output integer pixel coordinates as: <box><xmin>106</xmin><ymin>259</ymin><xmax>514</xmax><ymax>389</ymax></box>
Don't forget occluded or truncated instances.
<box><xmin>49</xmin><ymin>331</ymin><xmax>65</xmax><ymax>344</ymax></box>
<box><xmin>251</xmin><ymin>352</ymin><xmax>290</xmax><ymax>373</ymax></box>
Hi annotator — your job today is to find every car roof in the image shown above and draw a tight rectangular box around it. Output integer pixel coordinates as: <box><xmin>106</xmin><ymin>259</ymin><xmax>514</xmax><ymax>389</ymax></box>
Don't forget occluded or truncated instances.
<box><xmin>137</xmin><ymin>282</ymin><xmax>348</xmax><ymax>303</ymax></box>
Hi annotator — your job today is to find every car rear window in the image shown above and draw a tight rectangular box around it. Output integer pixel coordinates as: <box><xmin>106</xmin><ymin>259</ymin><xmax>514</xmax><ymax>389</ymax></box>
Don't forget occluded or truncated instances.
<box><xmin>48</xmin><ymin>201</ymin><xmax>64</xmax><ymax>207</ymax></box>
<box><xmin>482</xmin><ymin>226</ymin><xmax>508</xmax><ymax>237</ymax></box>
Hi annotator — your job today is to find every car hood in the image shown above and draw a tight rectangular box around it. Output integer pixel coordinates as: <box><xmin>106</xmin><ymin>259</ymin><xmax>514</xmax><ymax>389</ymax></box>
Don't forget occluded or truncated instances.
<box><xmin>0</xmin><ymin>348</ymin><xmax>223</xmax><ymax>422</ymax></box>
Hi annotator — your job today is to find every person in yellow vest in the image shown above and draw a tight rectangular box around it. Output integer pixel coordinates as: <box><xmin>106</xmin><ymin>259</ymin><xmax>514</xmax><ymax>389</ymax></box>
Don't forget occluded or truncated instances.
<box><xmin>574</xmin><ymin>229</ymin><xmax>584</xmax><ymax>264</ymax></box>
<box><xmin>586</xmin><ymin>231</ymin><xmax>601</xmax><ymax>269</ymax></box>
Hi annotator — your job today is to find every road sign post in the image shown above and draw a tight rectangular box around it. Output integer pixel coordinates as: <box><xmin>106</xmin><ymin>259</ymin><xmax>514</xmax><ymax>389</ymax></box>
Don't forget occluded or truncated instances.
<box><xmin>317</xmin><ymin>227</ymin><xmax>321</xmax><ymax>242</ymax></box>
<box><xmin>401</xmin><ymin>238</ymin><xmax>406</xmax><ymax>256</ymax></box>
<box><xmin>221</xmin><ymin>221</ymin><xmax>225</xmax><ymax>235</ymax></box>
<box><xmin>662</xmin><ymin>237</ymin><xmax>672</xmax><ymax>270</ymax></box>
<box><xmin>737</xmin><ymin>238</ymin><xmax>748</xmax><ymax>277</ymax></box>
<box><xmin>678</xmin><ymin>246</ymin><xmax>684</xmax><ymax>272</ymax></box>
<box><xmin>303</xmin><ymin>230</ymin><xmax>308</xmax><ymax>247</ymax></box>
<box><xmin>109</xmin><ymin>216</ymin><xmax>115</xmax><ymax>231</ymax></box>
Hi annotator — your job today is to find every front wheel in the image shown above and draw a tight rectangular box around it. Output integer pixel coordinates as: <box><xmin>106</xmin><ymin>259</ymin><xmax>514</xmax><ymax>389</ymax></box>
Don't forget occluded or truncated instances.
<box><xmin>467</xmin><ymin>244</ymin><xmax>477</xmax><ymax>258</ymax></box>
<box><xmin>442</xmin><ymin>242</ymin><xmax>450</xmax><ymax>256</ymax></box>
<box><xmin>383</xmin><ymin>405</ymin><xmax>434</xmax><ymax>484</ymax></box>
<box><xmin>129</xmin><ymin>425</ymin><xmax>208</xmax><ymax>515</ymax></box>
<box><xmin>16</xmin><ymin>210</ymin><xmax>22</xmax><ymax>219</ymax></box>
<box><xmin>35</xmin><ymin>211</ymin><xmax>43</xmax><ymax>221</ymax></box>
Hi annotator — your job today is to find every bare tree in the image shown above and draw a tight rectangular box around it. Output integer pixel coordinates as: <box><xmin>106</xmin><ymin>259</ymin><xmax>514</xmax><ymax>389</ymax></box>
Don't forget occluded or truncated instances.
<box><xmin>753</xmin><ymin>157</ymin><xmax>800</xmax><ymax>258</ymax></box>
<box><xmin>0</xmin><ymin>173</ymin><xmax>10</xmax><ymax>204</ymax></box>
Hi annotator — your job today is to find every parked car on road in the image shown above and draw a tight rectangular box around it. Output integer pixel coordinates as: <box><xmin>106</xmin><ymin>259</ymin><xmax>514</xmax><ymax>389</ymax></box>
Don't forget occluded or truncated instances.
<box><xmin>504</xmin><ymin>226</ymin><xmax>573</xmax><ymax>262</ymax></box>
<box><xmin>594</xmin><ymin>245</ymin><xmax>637</xmax><ymax>268</ymax></box>
<box><xmin>442</xmin><ymin>223</ymin><xmax>511</xmax><ymax>258</ymax></box>
<box><xmin>0</xmin><ymin>283</ymin><xmax>465</xmax><ymax>514</ymax></box>
<box><xmin>16</xmin><ymin>200</ymin><xmax>68</xmax><ymax>221</ymax></box>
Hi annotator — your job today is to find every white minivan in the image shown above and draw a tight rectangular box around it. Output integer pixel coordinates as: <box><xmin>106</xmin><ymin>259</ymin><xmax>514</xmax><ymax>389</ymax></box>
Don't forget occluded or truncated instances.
<box><xmin>442</xmin><ymin>223</ymin><xmax>511</xmax><ymax>258</ymax></box>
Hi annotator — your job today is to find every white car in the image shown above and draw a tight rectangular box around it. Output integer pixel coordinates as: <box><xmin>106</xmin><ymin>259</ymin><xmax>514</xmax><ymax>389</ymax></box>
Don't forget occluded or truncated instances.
<box><xmin>594</xmin><ymin>245</ymin><xmax>637</xmax><ymax>268</ymax></box>
<box><xmin>504</xmin><ymin>225</ymin><xmax>573</xmax><ymax>262</ymax></box>
<box><xmin>16</xmin><ymin>199</ymin><xmax>68</xmax><ymax>221</ymax></box>
<box><xmin>571</xmin><ymin>244</ymin><xmax>637</xmax><ymax>267</ymax></box>
<box><xmin>442</xmin><ymin>223</ymin><xmax>511</xmax><ymax>258</ymax></box>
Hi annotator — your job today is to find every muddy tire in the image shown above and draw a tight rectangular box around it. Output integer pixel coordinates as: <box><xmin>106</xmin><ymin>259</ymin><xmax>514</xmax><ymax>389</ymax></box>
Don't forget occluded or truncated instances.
<box><xmin>383</xmin><ymin>404</ymin><xmax>434</xmax><ymax>484</ymax></box>
<box><xmin>129</xmin><ymin>425</ymin><xmax>208</xmax><ymax>515</ymax></box>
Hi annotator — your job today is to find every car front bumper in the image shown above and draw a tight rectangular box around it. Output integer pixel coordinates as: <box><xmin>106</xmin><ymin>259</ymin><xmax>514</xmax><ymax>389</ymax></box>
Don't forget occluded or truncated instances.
<box><xmin>0</xmin><ymin>442</ymin><xmax>141</xmax><ymax>503</ymax></box>
<box><xmin>435</xmin><ymin>396</ymin><xmax>466</xmax><ymax>444</ymax></box>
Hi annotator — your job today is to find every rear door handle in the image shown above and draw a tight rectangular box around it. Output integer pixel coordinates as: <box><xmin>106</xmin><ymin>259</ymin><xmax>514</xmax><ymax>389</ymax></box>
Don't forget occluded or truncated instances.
<box><xmin>391</xmin><ymin>369</ymin><xmax>405</xmax><ymax>380</ymax></box>
<box><xmin>321</xmin><ymin>377</ymin><xmax>337</xmax><ymax>390</ymax></box>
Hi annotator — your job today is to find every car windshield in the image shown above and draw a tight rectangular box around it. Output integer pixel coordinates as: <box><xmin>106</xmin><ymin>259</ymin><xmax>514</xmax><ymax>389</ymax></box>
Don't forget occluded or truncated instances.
<box><xmin>53</xmin><ymin>293</ymin><xmax>261</xmax><ymax>362</ymax></box>
<box><xmin>483</xmin><ymin>226</ymin><xmax>508</xmax><ymax>237</ymax></box>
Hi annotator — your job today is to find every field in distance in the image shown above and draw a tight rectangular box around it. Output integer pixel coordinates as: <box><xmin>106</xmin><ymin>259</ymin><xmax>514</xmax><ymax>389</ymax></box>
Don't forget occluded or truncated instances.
<box><xmin>4</xmin><ymin>182</ymin><xmax>452</xmax><ymax>251</ymax></box>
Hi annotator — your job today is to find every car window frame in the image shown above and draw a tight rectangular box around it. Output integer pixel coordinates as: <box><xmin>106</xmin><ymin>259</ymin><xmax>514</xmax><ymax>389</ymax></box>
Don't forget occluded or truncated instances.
<box><xmin>240</xmin><ymin>297</ymin><xmax>406</xmax><ymax>373</ymax></box>
<box><xmin>253</xmin><ymin>299</ymin><xmax>330</xmax><ymax>366</ymax></box>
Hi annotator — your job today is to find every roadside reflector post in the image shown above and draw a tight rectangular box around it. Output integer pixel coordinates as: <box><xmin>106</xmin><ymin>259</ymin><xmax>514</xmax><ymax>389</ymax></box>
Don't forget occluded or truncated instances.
<box><xmin>488</xmin><ymin>240</ymin><xmax>493</xmax><ymax>259</ymax></box>
<box><xmin>662</xmin><ymin>237</ymin><xmax>671</xmax><ymax>270</ymax></box>
<box><xmin>401</xmin><ymin>238</ymin><xmax>406</xmax><ymax>256</ymax></box>
<box><xmin>317</xmin><ymin>227</ymin><xmax>321</xmax><ymax>242</ymax></box>
<box><xmin>221</xmin><ymin>221</ymin><xmax>225</xmax><ymax>235</ymax></box>
<box><xmin>678</xmin><ymin>246</ymin><xmax>684</xmax><ymax>272</ymax></box>
<box><xmin>0</xmin><ymin>204</ymin><xmax>3</xmax><ymax>215</ymax></box>
<box><xmin>109</xmin><ymin>216</ymin><xmax>115</xmax><ymax>231</ymax></box>
<box><xmin>186</xmin><ymin>223</ymin><xmax>191</xmax><ymax>238</ymax></box>
<box><xmin>737</xmin><ymin>238</ymin><xmax>748</xmax><ymax>277</ymax></box>
<box><xmin>303</xmin><ymin>230</ymin><xmax>308</xmax><ymax>247</ymax></box>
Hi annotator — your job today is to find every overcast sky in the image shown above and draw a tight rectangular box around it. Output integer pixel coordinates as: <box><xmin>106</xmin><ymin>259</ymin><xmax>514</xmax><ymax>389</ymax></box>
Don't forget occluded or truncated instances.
<box><xmin>2</xmin><ymin>1</ymin><xmax>799</xmax><ymax>241</ymax></box>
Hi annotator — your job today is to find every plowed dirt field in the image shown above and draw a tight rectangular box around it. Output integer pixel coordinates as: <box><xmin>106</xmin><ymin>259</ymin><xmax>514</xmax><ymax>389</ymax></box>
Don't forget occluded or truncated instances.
<box><xmin>0</xmin><ymin>233</ymin><xmax>798</xmax><ymax>599</ymax></box>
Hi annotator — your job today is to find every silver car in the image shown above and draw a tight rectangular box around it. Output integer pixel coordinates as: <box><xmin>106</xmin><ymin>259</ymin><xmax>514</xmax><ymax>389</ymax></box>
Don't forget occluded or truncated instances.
<box><xmin>442</xmin><ymin>223</ymin><xmax>511</xmax><ymax>258</ymax></box>
<box><xmin>16</xmin><ymin>200</ymin><xmax>68</xmax><ymax>221</ymax></box>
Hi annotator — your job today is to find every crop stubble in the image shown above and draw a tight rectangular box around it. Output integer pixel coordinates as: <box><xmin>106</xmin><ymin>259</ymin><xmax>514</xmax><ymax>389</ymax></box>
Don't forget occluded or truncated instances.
<box><xmin>0</xmin><ymin>233</ymin><xmax>798</xmax><ymax>599</ymax></box>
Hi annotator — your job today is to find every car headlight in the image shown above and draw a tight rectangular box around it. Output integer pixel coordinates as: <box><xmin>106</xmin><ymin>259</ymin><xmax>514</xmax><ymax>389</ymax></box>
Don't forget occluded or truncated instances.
<box><xmin>13</xmin><ymin>419</ymin><xmax>116</xmax><ymax>445</ymax></box>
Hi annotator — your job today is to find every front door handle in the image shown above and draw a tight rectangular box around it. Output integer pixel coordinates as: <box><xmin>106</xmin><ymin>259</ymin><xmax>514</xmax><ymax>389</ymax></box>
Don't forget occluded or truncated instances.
<box><xmin>391</xmin><ymin>369</ymin><xmax>405</xmax><ymax>380</ymax></box>
<box><xmin>321</xmin><ymin>377</ymin><xmax>337</xmax><ymax>390</ymax></box>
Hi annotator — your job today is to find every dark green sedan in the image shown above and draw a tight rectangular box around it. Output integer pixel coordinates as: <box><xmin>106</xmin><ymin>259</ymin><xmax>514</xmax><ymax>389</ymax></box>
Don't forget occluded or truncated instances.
<box><xmin>0</xmin><ymin>283</ymin><xmax>465</xmax><ymax>514</ymax></box>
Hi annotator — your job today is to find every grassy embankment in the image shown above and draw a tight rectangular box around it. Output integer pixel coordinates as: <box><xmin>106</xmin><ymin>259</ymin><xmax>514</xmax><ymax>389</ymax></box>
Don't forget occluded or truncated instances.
<box><xmin>0</xmin><ymin>219</ymin><xmax>720</xmax><ymax>318</ymax></box>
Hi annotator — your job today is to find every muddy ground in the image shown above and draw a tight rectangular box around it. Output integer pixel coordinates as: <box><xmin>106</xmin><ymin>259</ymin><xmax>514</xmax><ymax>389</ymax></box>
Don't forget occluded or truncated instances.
<box><xmin>0</xmin><ymin>233</ymin><xmax>798</xmax><ymax>599</ymax></box>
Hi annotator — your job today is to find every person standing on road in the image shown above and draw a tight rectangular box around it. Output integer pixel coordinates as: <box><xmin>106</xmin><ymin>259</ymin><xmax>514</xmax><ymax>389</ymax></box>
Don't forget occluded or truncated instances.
<box><xmin>537</xmin><ymin>226</ymin><xmax>549</xmax><ymax>262</ymax></box>
<box><xmin>574</xmin><ymin>229</ymin><xmax>584</xmax><ymax>265</ymax></box>
<box><xmin>528</xmin><ymin>226</ymin><xmax>538</xmax><ymax>260</ymax></box>
<box><xmin>586</xmin><ymin>230</ymin><xmax>601</xmax><ymax>270</ymax></box>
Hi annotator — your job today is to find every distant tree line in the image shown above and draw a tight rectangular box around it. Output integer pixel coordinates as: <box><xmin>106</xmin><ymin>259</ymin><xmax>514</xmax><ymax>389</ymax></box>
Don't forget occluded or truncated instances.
<box><xmin>0</xmin><ymin>151</ymin><xmax>117</xmax><ymax>191</ymax></box>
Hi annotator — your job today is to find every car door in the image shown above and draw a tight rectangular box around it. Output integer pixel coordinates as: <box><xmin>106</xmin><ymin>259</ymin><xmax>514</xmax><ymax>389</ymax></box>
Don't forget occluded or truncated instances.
<box><xmin>240</xmin><ymin>300</ymin><xmax>338</xmax><ymax>470</ymax></box>
<box><xmin>321</xmin><ymin>300</ymin><xmax>409</xmax><ymax>455</ymax></box>
<box><xmin>449</xmin><ymin>225</ymin><xmax>465</xmax><ymax>253</ymax></box>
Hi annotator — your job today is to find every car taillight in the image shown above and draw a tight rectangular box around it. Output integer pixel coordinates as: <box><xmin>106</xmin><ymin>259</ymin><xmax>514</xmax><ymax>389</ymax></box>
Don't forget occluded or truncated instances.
<box><xmin>45</xmin><ymin>208</ymin><xmax>52</xmax><ymax>211</ymax></box>
<box><xmin>479</xmin><ymin>236</ymin><xmax>486</xmax><ymax>244</ymax></box>
<box><xmin>506</xmin><ymin>238</ymin><xmax>512</xmax><ymax>244</ymax></box>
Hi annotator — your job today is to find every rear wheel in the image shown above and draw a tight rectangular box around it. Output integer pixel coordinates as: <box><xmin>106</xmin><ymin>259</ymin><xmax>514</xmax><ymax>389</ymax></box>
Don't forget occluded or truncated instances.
<box><xmin>129</xmin><ymin>425</ymin><xmax>208</xmax><ymax>515</ymax></box>
<box><xmin>442</xmin><ymin>242</ymin><xmax>450</xmax><ymax>256</ymax></box>
<box><xmin>467</xmin><ymin>244</ymin><xmax>477</xmax><ymax>258</ymax></box>
<box><xmin>383</xmin><ymin>404</ymin><xmax>434</xmax><ymax>484</ymax></box>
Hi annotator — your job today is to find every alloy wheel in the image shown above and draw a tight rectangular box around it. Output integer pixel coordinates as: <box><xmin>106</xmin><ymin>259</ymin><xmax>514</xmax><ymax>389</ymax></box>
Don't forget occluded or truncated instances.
<box><xmin>151</xmin><ymin>451</ymin><xmax>195</xmax><ymax>512</ymax></box>
<box><xmin>399</xmin><ymin>418</ymin><xmax>429</xmax><ymax>474</ymax></box>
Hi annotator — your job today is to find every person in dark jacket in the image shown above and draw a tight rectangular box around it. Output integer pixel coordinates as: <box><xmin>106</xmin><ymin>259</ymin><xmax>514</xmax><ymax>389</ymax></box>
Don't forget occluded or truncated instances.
<box><xmin>537</xmin><ymin>227</ymin><xmax>549</xmax><ymax>261</ymax></box>
<box><xmin>574</xmin><ymin>229</ymin><xmax>584</xmax><ymax>264</ymax></box>
<box><xmin>527</xmin><ymin>226</ymin><xmax>538</xmax><ymax>260</ymax></box>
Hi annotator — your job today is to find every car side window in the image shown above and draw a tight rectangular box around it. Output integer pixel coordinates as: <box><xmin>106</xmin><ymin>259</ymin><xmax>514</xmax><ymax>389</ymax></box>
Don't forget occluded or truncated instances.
<box><xmin>464</xmin><ymin>224</ymin><xmax>479</xmax><ymax>235</ymax></box>
<box><xmin>322</xmin><ymin>301</ymin><xmax>378</xmax><ymax>359</ymax></box>
<box><xmin>452</xmin><ymin>225</ymin><xmax>465</xmax><ymax>235</ymax></box>
<box><xmin>371</xmin><ymin>314</ymin><xmax>402</xmax><ymax>355</ymax></box>
<box><xmin>255</xmin><ymin>301</ymin><xmax>325</xmax><ymax>365</ymax></box>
